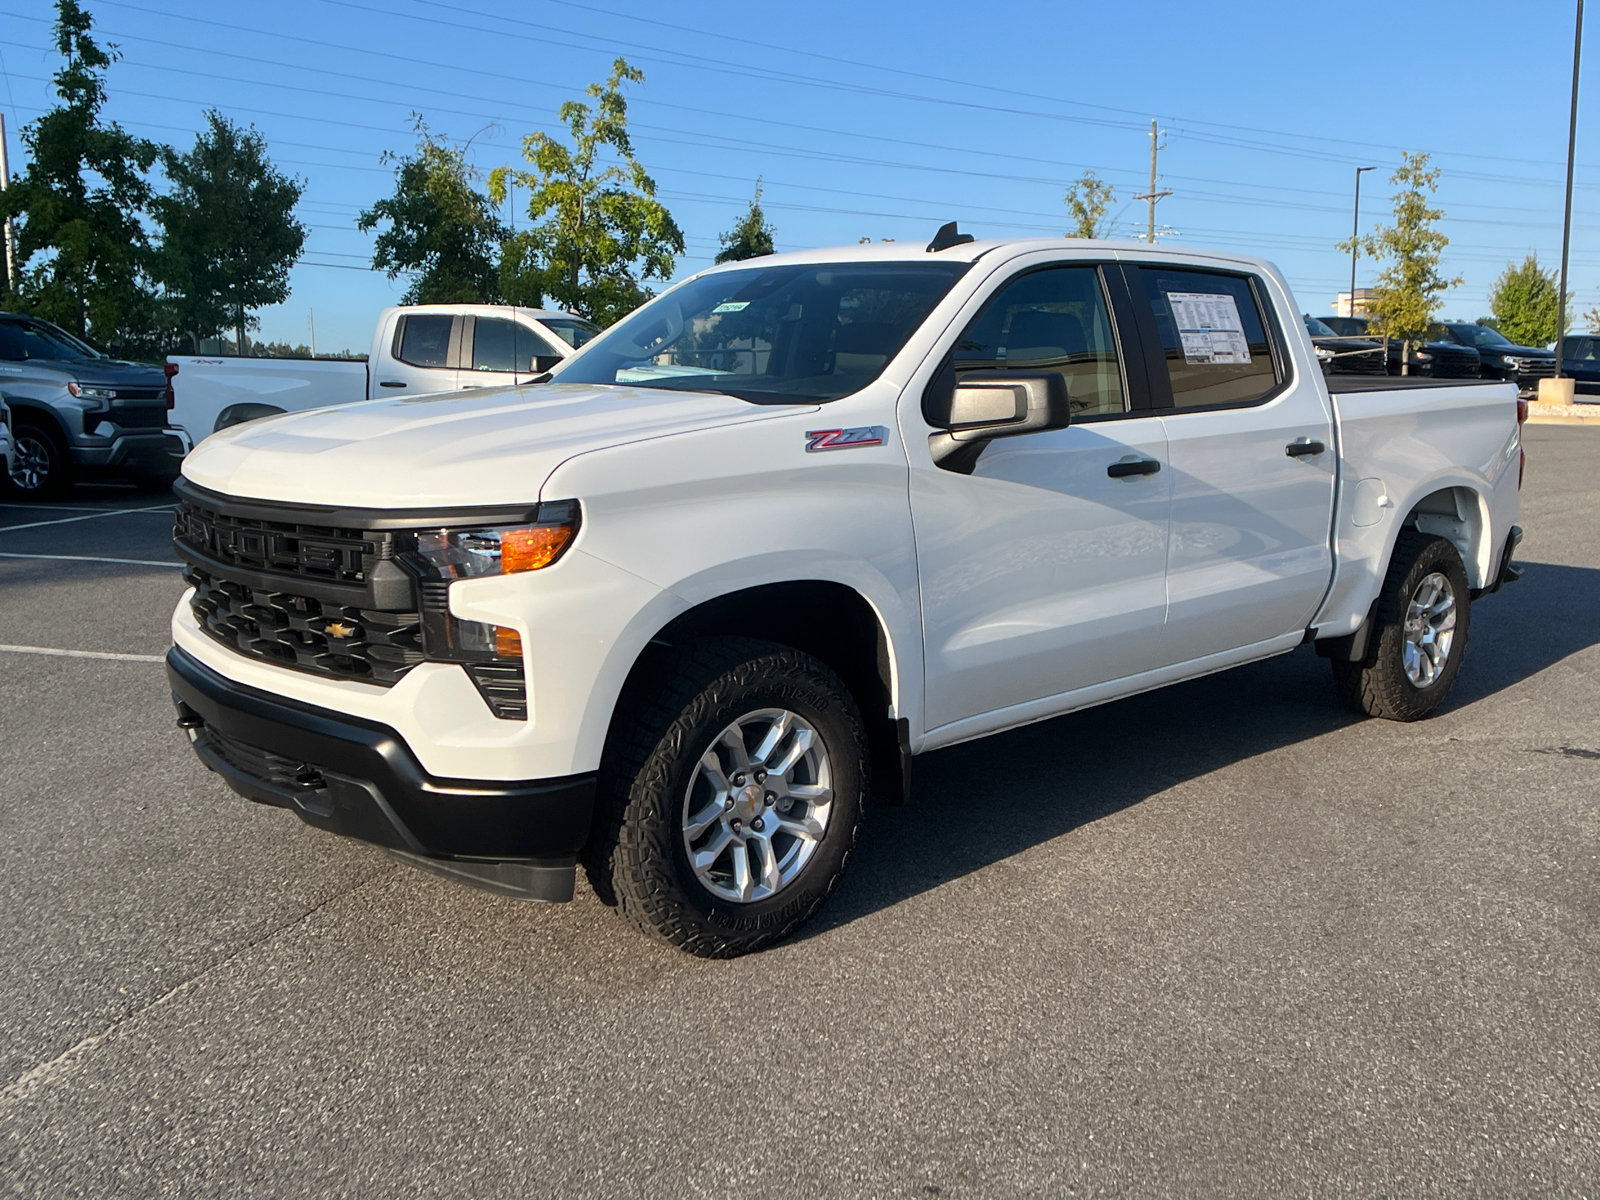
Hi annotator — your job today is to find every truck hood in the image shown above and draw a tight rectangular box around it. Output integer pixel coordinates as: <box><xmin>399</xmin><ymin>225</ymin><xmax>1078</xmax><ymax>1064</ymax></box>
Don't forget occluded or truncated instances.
<box><xmin>180</xmin><ymin>381</ymin><xmax>800</xmax><ymax>507</ymax></box>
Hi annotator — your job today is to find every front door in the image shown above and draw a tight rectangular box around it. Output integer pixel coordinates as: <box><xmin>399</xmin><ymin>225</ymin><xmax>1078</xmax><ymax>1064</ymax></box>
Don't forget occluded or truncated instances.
<box><xmin>459</xmin><ymin>315</ymin><xmax>567</xmax><ymax>390</ymax></box>
<box><xmin>1127</xmin><ymin>263</ymin><xmax>1337</xmax><ymax>664</ymax></box>
<box><xmin>909</xmin><ymin>263</ymin><xmax>1172</xmax><ymax>735</ymax></box>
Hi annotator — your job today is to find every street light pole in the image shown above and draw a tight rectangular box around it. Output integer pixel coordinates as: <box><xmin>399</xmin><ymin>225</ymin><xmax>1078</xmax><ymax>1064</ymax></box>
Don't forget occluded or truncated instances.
<box><xmin>1556</xmin><ymin>0</ymin><xmax>1584</xmax><ymax>377</ymax></box>
<box><xmin>1349</xmin><ymin>166</ymin><xmax>1375</xmax><ymax>318</ymax></box>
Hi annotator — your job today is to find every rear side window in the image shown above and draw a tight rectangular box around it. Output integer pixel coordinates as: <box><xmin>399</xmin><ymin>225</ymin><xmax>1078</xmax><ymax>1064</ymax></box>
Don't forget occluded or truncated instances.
<box><xmin>469</xmin><ymin>317</ymin><xmax>558</xmax><ymax>372</ymax></box>
<box><xmin>395</xmin><ymin>314</ymin><xmax>454</xmax><ymax>368</ymax></box>
<box><xmin>954</xmin><ymin>266</ymin><xmax>1125</xmax><ymax>418</ymax></box>
<box><xmin>1140</xmin><ymin>268</ymin><xmax>1278</xmax><ymax>409</ymax></box>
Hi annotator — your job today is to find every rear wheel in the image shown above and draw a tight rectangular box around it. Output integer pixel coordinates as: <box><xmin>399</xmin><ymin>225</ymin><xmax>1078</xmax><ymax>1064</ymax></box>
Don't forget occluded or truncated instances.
<box><xmin>589</xmin><ymin>637</ymin><xmax>867</xmax><ymax>957</ymax></box>
<box><xmin>1332</xmin><ymin>531</ymin><xmax>1471</xmax><ymax>721</ymax></box>
<box><xmin>6</xmin><ymin>422</ymin><xmax>72</xmax><ymax>500</ymax></box>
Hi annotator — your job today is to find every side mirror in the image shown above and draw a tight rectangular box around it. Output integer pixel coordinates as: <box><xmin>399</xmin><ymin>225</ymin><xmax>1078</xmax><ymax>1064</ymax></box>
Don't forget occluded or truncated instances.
<box><xmin>927</xmin><ymin>371</ymin><xmax>1070</xmax><ymax>467</ymax></box>
<box><xmin>530</xmin><ymin>354</ymin><xmax>564</xmax><ymax>374</ymax></box>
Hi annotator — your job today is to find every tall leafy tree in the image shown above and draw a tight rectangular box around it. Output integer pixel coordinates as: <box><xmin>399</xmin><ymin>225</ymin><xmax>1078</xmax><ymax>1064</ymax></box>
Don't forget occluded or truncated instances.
<box><xmin>490</xmin><ymin>58</ymin><xmax>683</xmax><ymax>327</ymax></box>
<box><xmin>715</xmin><ymin>179</ymin><xmax>775</xmax><ymax>263</ymax></box>
<box><xmin>152</xmin><ymin>111</ymin><xmax>306</xmax><ymax>353</ymax></box>
<box><xmin>1064</xmin><ymin>171</ymin><xmax>1115</xmax><ymax>239</ymax></box>
<box><xmin>358</xmin><ymin>119</ymin><xmax>504</xmax><ymax>304</ymax></box>
<box><xmin>0</xmin><ymin>0</ymin><xmax>160</xmax><ymax>353</ymax></box>
<box><xmin>1487</xmin><ymin>254</ymin><xmax>1565</xmax><ymax>348</ymax></box>
<box><xmin>1342</xmin><ymin>152</ymin><xmax>1461</xmax><ymax>366</ymax></box>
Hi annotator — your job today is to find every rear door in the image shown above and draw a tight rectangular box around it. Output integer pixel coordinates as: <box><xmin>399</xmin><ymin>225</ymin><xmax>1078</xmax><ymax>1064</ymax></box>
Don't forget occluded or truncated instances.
<box><xmin>458</xmin><ymin>315</ymin><xmax>567</xmax><ymax>390</ymax></box>
<box><xmin>1124</xmin><ymin>262</ymin><xmax>1336</xmax><ymax>664</ymax></box>
<box><xmin>372</xmin><ymin>312</ymin><xmax>461</xmax><ymax>396</ymax></box>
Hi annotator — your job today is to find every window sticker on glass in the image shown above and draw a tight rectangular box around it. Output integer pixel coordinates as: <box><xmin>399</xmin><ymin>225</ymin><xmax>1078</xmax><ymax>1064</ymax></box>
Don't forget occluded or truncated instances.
<box><xmin>711</xmin><ymin>301</ymin><xmax>750</xmax><ymax>314</ymax></box>
<box><xmin>1167</xmin><ymin>292</ymin><xmax>1252</xmax><ymax>365</ymax></box>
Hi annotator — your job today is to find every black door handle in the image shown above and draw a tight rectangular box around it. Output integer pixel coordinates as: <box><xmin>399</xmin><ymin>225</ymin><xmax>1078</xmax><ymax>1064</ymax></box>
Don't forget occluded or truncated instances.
<box><xmin>1285</xmin><ymin>438</ymin><xmax>1325</xmax><ymax>457</ymax></box>
<box><xmin>1107</xmin><ymin>458</ymin><xmax>1162</xmax><ymax>478</ymax></box>
<box><xmin>379</xmin><ymin>381</ymin><xmax>407</xmax><ymax>388</ymax></box>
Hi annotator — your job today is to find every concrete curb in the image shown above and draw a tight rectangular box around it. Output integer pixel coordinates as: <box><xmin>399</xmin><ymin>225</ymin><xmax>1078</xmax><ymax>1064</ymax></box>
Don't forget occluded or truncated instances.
<box><xmin>1525</xmin><ymin>402</ymin><xmax>1600</xmax><ymax>424</ymax></box>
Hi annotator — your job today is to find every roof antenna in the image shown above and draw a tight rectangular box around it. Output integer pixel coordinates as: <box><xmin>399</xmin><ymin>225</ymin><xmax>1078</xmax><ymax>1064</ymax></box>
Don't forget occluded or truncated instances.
<box><xmin>926</xmin><ymin>221</ymin><xmax>975</xmax><ymax>253</ymax></box>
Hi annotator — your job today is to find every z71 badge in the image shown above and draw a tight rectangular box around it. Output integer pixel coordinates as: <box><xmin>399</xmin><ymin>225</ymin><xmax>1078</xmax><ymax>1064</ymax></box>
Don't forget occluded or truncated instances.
<box><xmin>805</xmin><ymin>426</ymin><xmax>889</xmax><ymax>453</ymax></box>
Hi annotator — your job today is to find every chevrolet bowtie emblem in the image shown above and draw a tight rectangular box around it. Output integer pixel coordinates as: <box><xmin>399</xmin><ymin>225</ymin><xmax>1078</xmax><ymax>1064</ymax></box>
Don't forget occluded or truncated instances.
<box><xmin>324</xmin><ymin>622</ymin><xmax>357</xmax><ymax>639</ymax></box>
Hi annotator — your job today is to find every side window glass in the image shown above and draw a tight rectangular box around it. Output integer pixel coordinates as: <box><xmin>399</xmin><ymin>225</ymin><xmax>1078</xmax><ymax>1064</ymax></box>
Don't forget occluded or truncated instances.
<box><xmin>1140</xmin><ymin>268</ymin><xmax>1277</xmax><ymax>408</ymax></box>
<box><xmin>0</xmin><ymin>324</ymin><xmax>24</xmax><ymax>360</ymax></box>
<box><xmin>954</xmin><ymin>266</ymin><xmax>1125</xmax><ymax>418</ymax></box>
<box><xmin>396</xmin><ymin>315</ymin><xmax>454</xmax><ymax>368</ymax></box>
<box><xmin>469</xmin><ymin>317</ymin><xmax>555</xmax><ymax>372</ymax></box>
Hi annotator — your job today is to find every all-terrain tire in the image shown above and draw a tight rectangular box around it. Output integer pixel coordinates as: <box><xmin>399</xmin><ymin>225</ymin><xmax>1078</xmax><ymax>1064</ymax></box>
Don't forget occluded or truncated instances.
<box><xmin>587</xmin><ymin>636</ymin><xmax>868</xmax><ymax>957</ymax></box>
<box><xmin>1332</xmin><ymin>530</ymin><xmax>1472</xmax><ymax>721</ymax></box>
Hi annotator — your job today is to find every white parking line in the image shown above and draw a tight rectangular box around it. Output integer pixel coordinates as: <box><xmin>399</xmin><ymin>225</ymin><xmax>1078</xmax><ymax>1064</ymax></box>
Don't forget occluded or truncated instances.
<box><xmin>0</xmin><ymin>505</ymin><xmax>175</xmax><ymax>534</ymax></box>
<box><xmin>0</xmin><ymin>552</ymin><xmax>182</xmax><ymax>567</ymax></box>
<box><xmin>0</xmin><ymin>643</ymin><xmax>165</xmax><ymax>663</ymax></box>
<box><xmin>0</xmin><ymin>501</ymin><xmax>121</xmax><ymax>512</ymax></box>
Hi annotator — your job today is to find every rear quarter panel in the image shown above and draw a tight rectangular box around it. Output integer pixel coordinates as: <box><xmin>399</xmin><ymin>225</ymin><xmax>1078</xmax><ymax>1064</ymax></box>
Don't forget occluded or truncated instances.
<box><xmin>1315</xmin><ymin>381</ymin><xmax>1520</xmax><ymax>635</ymax></box>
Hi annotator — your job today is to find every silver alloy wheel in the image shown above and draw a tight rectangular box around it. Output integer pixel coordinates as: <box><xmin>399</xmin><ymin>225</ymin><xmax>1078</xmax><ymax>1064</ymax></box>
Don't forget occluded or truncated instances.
<box><xmin>9</xmin><ymin>434</ymin><xmax>52</xmax><ymax>493</ymax></box>
<box><xmin>1402</xmin><ymin>570</ymin><xmax>1457</xmax><ymax>688</ymax></box>
<box><xmin>681</xmin><ymin>707</ymin><xmax>833</xmax><ymax>904</ymax></box>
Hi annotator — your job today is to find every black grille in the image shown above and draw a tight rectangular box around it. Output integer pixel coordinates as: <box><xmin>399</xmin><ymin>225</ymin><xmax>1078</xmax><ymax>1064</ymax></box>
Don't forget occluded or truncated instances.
<box><xmin>1516</xmin><ymin>359</ymin><xmax>1557</xmax><ymax>386</ymax></box>
<box><xmin>175</xmin><ymin>498</ymin><xmax>388</xmax><ymax>586</ymax></box>
<box><xmin>109</xmin><ymin>404</ymin><xmax>169</xmax><ymax>429</ymax></box>
<box><xmin>186</xmin><ymin>564</ymin><xmax>425</xmax><ymax>685</ymax></box>
<box><xmin>196</xmin><ymin>725</ymin><xmax>324</xmax><ymax>793</ymax></box>
<box><xmin>466</xmin><ymin>662</ymin><xmax>528</xmax><ymax>720</ymax></box>
<box><xmin>1428</xmin><ymin>349</ymin><xmax>1480</xmax><ymax>379</ymax></box>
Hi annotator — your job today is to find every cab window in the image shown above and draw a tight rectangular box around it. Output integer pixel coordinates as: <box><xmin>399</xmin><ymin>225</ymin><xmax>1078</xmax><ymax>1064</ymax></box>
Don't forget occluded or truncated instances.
<box><xmin>1139</xmin><ymin>268</ymin><xmax>1278</xmax><ymax>409</ymax></box>
<box><xmin>395</xmin><ymin>315</ymin><xmax>454</xmax><ymax>368</ymax></box>
<box><xmin>469</xmin><ymin>317</ymin><xmax>559</xmax><ymax>372</ymax></box>
<box><xmin>954</xmin><ymin>266</ymin><xmax>1125</xmax><ymax>418</ymax></box>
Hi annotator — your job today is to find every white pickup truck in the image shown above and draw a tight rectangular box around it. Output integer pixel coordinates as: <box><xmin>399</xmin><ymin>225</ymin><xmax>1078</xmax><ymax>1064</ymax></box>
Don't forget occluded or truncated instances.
<box><xmin>166</xmin><ymin>231</ymin><xmax>1525</xmax><ymax>957</ymax></box>
<box><xmin>165</xmin><ymin>303</ymin><xmax>599</xmax><ymax>445</ymax></box>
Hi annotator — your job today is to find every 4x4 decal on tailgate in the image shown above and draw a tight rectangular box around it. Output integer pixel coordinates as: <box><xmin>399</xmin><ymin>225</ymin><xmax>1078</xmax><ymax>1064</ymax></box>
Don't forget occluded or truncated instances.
<box><xmin>805</xmin><ymin>426</ymin><xmax>888</xmax><ymax>452</ymax></box>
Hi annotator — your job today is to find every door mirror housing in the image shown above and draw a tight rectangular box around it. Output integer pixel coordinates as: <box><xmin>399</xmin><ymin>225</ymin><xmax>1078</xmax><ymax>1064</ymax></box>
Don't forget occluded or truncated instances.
<box><xmin>927</xmin><ymin>371</ymin><xmax>1071</xmax><ymax>469</ymax></box>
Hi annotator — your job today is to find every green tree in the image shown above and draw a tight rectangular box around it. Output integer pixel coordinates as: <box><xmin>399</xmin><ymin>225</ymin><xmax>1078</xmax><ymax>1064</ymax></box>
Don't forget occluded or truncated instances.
<box><xmin>358</xmin><ymin>119</ymin><xmax>503</xmax><ymax>304</ymax></box>
<box><xmin>1342</xmin><ymin>152</ymin><xmax>1462</xmax><ymax>367</ymax></box>
<box><xmin>152</xmin><ymin>110</ymin><xmax>306</xmax><ymax>353</ymax></box>
<box><xmin>715</xmin><ymin>179</ymin><xmax>775</xmax><ymax>263</ymax></box>
<box><xmin>1486</xmin><ymin>254</ymin><xmax>1566</xmax><ymax>348</ymax></box>
<box><xmin>0</xmin><ymin>0</ymin><xmax>161</xmax><ymax>353</ymax></box>
<box><xmin>1064</xmin><ymin>171</ymin><xmax>1115</xmax><ymax>239</ymax></box>
<box><xmin>490</xmin><ymin>58</ymin><xmax>684</xmax><ymax>327</ymax></box>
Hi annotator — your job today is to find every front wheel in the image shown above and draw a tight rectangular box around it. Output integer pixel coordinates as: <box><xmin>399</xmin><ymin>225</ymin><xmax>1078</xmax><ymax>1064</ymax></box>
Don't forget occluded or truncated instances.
<box><xmin>589</xmin><ymin>637</ymin><xmax>868</xmax><ymax>957</ymax></box>
<box><xmin>6</xmin><ymin>422</ymin><xmax>73</xmax><ymax>500</ymax></box>
<box><xmin>1332</xmin><ymin>531</ymin><xmax>1472</xmax><ymax>721</ymax></box>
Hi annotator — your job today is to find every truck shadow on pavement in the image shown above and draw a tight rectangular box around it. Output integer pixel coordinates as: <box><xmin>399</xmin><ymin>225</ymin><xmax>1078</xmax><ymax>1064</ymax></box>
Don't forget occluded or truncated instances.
<box><xmin>798</xmin><ymin>559</ymin><xmax>1600</xmax><ymax>939</ymax></box>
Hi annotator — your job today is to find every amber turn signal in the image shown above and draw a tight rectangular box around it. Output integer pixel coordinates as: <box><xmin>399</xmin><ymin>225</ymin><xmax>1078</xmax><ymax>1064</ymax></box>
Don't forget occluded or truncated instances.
<box><xmin>495</xmin><ymin>626</ymin><xmax>524</xmax><ymax>658</ymax></box>
<box><xmin>500</xmin><ymin>524</ymin><xmax>575</xmax><ymax>573</ymax></box>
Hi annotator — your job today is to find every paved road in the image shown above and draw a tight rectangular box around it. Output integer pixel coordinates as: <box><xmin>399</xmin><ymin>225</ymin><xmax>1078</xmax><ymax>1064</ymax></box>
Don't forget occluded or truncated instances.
<box><xmin>2</xmin><ymin>429</ymin><xmax>1597</xmax><ymax>1198</ymax></box>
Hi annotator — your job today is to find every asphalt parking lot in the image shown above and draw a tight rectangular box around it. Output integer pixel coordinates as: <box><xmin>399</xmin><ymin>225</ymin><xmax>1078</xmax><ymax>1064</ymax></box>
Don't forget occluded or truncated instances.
<box><xmin>1</xmin><ymin>425</ymin><xmax>1596</xmax><ymax>1198</ymax></box>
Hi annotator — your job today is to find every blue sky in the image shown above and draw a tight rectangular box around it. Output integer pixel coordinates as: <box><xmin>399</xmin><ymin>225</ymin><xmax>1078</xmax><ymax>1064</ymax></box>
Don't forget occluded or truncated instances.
<box><xmin>1</xmin><ymin>0</ymin><xmax>1594</xmax><ymax>352</ymax></box>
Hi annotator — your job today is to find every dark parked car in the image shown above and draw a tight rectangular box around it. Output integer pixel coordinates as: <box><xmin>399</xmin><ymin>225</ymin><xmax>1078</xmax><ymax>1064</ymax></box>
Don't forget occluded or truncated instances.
<box><xmin>1303</xmin><ymin>315</ymin><xmax>1386</xmax><ymax>375</ymax></box>
<box><xmin>1559</xmin><ymin>335</ymin><xmax>1600</xmax><ymax>397</ymax></box>
<box><xmin>1317</xmin><ymin>316</ymin><xmax>1481</xmax><ymax>378</ymax></box>
<box><xmin>1432</xmin><ymin>323</ymin><xmax>1555</xmax><ymax>393</ymax></box>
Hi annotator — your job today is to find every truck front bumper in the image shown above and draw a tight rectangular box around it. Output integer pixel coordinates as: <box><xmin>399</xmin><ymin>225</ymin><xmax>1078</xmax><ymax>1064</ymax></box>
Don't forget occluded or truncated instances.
<box><xmin>167</xmin><ymin>646</ymin><xmax>595</xmax><ymax>902</ymax></box>
<box><xmin>73</xmin><ymin>428</ymin><xmax>189</xmax><ymax>475</ymax></box>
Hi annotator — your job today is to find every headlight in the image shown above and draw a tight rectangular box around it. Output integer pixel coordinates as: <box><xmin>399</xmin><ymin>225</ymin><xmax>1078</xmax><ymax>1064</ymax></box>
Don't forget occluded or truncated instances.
<box><xmin>1415</xmin><ymin>352</ymin><xmax>1433</xmax><ymax>361</ymax></box>
<box><xmin>404</xmin><ymin>500</ymin><xmax>580</xmax><ymax>664</ymax></box>
<box><xmin>1314</xmin><ymin>346</ymin><xmax>1335</xmax><ymax>360</ymax></box>
<box><xmin>66</xmin><ymin>383</ymin><xmax>117</xmax><ymax>400</ymax></box>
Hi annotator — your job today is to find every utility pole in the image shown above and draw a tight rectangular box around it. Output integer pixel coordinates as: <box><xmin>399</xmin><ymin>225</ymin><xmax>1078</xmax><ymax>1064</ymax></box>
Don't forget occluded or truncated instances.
<box><xmin>1349</xmin><ymin>166</ymin><xmax>1375</xmax><ymax>317</ymax></box>
<box><xmin>308</xmin><ymin>308</ymin><xmax>316</xmax><ymax>358</ymax></box>
<box><xmin>0</xmin><ymin>113</ymin><xmax>16</xmax><ymax>297</ymax></box>
<box><xmin>1557</xmin><ymin>0</ymin><xmax>1584</xmax><ymax>376</ymax></box>
<box><xmin>1133</xmin><ymin>119</ymin><xmax>1172</xmax><ymax>244</ymax></box>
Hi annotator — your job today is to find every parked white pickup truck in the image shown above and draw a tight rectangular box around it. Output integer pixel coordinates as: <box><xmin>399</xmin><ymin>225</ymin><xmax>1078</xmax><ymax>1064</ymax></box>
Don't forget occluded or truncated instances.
<box><xmin>166</xmin><ymin>303</ymin><xmax>598</xmax><ymax>445</ymax></box>
<box><xmin>166</xmin><ymin>230</ymin><xmax>1524</xmax><ymax>957</ymax></box>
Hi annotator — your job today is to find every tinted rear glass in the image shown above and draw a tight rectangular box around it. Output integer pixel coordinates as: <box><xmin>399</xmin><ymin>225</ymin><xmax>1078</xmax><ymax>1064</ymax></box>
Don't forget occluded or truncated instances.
<box><xmin>397</xmin><ymin>315</ymin><xmax>453</xmax><ymax>368</ymax></box>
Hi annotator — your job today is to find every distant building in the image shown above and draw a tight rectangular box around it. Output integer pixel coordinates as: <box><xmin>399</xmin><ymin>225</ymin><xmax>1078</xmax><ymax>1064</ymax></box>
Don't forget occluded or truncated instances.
<box><xmin>1334</xmin><ymin>289</ymin><xmax>1376</xmax><ymax>318</ymax></box>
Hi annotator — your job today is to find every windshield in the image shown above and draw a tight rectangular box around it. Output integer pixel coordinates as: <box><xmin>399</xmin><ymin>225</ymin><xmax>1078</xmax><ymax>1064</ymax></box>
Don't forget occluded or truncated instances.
<box><xmin>551</xmin><ymin>261</ymin><xmax>970</xmax><ymax>404</ymax></box>
<box><xmin>1445</xmin><ymin>323</ymin><xmax>1514</xmax><ymax>349</ymax></box>
<box><xmin>1319</xmin><ymin>316</ymin><xmax>1369</xmax><ymax>336</ymax></box>
<box><xmin>539</xmin><ymin>317</ymin><xmax>601</xmax><ymax>349</ymax></box>
<box><xmin>0</xmin><ymin>318</ymin><xmax>105</xmax><ymax>362</ymax></box>
<box><xmin>1304</xmin><ymin>316</ymin><xmax>1339</xmax><ymax>337</ymax></box>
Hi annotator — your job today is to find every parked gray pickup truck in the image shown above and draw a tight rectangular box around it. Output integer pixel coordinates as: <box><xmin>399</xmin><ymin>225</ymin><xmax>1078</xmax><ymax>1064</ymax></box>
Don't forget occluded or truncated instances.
<box><xmin>0</xmin><ymin>312</ymin><xmax>187</xmax><ymax>498</ymax></box>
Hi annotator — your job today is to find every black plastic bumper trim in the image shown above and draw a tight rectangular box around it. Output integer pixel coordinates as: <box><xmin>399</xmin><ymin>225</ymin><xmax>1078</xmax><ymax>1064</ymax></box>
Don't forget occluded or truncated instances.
<box><xmin>167</xmin><ymin>646</ymin><xmax>596</xmax><ymax>868</ymax></box>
